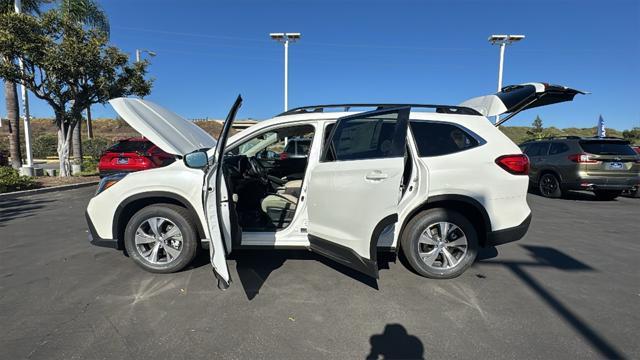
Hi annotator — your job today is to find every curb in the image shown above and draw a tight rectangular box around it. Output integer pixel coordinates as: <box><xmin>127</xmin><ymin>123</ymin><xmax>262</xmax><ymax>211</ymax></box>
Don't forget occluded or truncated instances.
<box><xmin>0</xmin><ymin>181</ymin><xmax>100</xmax><ymax>200</ymax></box>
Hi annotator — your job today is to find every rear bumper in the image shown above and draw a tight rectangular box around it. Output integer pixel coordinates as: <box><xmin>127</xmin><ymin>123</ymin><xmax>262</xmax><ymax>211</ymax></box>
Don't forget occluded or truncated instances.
<box><xmin>98</xmin><ymin>169</ymin><xmax>135</xmax><ymax>178</ymax></box>
<box><xmin>85</xmin><ymin>210</ymin><xmax>119</xmax><ymax>249</ymax></box>
<box><xmin>486</xmin><ymin>213</ymin><xmax>532</xmax><ymax>246</ymax></box>
<box><xmin>564</xmin><ymin>179</ymin><xmax>638</xmax><ymax>191</ymax></box>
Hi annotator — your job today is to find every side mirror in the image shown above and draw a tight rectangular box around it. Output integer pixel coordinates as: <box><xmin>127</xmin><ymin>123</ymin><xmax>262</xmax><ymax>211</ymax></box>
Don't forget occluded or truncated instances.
<box><xmin>184</xmin><ymin>150</ymin><xmax>208</xmax><ymax>169</ymax></box>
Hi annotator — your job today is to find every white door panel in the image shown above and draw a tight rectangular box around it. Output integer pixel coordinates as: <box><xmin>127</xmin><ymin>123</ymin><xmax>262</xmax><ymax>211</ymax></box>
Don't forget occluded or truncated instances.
<box><xmin>307</xmin><ymin>107</ymin><xmax>410</xmax><ymax>278</ymax></box>
<box><xmin>308</xmin><ymin>157</ymin><xmax>403</xmax><ymax>258</ymax></box>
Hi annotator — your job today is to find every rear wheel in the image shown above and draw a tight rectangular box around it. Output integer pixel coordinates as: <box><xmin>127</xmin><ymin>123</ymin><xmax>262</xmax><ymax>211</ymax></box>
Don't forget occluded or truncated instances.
<box><xmin>538</xmin><ymin>173</ymin><xmax>563</xmax><ymax>198</ymax></box>
<box><xmin>401</xmin><ymin>208</ymin><xmax>478</xmax><ymax>279</ymax></box>
<box><xmin>124</xmin><ymin>204</ymin><xmax>198</xmax><ymax>273</ymax></box>
<box><xmin>593</xmin><ymin>190</ymin><xmax>621</xmax><ymax>201</ymax></box>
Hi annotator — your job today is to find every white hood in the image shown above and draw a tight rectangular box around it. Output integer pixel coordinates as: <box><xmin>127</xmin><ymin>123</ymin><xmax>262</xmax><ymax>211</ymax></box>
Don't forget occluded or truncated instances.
<box><xmin>109</xmin><ymin>98</ymin><xmax>217</xmax><ymax>156</ymax></box>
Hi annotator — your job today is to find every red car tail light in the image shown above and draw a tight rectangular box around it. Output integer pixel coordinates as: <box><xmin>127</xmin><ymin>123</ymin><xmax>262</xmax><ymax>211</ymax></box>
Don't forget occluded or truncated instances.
<box><xmin>279</xmin><ymin>152</ymin><xmax>289</xmax><ymax>160</ymax></box>
<box><xmin>495</xmin><ymin>154</ymin><xmax>529</xmax><ymax>175</ymax></box>
<box><xmin>568</xmin><ymin>153</ymin><xmax>599</xmax><ymax>163</ymax></box>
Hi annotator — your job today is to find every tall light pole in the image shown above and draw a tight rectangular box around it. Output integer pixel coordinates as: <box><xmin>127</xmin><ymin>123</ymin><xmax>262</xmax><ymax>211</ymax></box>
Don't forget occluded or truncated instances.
<box><xmin>270</xmin><ymin>33</ymin><xmax>301</xmax><ymax>111</ymax></box>
<box><xmin>15</xmin><ymin>0</ymin><xmax>34</xmax><ymax>175</ymax></box>
<box><xmin>488</xmin><ymin>34</ymin><xmax>525</xmax><ymax>124</ymax></box>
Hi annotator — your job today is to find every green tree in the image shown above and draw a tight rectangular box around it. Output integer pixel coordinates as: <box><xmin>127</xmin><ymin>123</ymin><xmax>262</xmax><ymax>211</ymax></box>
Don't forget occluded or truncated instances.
<box><xmin>57</xmin><ymin>0</ymin><xmax>111</xmax><ymax>167</ymax></box>
<box><xmin>1</xmin><ymin>0</ymin><xmax>50</xmax><ymax>169</ymax></box>
<box><xmin>0</xmin><ymin>11</ymin><xmax>152</xmax><ymax>176</ymax></box>
<box><xmin>527</xmin><ymin>115</ymin><xmax>551</xmax><ymax>140</ymax></box>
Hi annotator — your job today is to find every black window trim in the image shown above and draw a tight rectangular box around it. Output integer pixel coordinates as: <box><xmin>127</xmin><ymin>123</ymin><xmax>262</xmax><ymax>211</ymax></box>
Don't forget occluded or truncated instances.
<box><xmin>320</xmin><ymin>107</ymin><xmax>410</xmax><ymax>163</ymax></box>
<box><xmin>408</xmin><ymin>119</ymin><xmax>487</xmax><ymax>158</ymax></box>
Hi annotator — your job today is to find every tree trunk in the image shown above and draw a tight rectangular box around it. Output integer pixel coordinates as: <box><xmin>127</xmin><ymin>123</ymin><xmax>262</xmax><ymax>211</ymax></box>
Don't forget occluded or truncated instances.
<box><xmin>86</xmin><ymin>106</ymin><xmax>93</xmax><ymax>139</ymax></box>
<box><xmin>4</xmin><ymin>80</ymin><xmax>22</xmax><ymax>169</ymax></box>
<box><xmin>56</xmin><ymin>116</ymin><xmax>73</xmax><ymax>177</ymax></box>
<box><xmin>72</xmin><ymin>117</ymin><xmax>82</xmax><ymax>168</ymax></box>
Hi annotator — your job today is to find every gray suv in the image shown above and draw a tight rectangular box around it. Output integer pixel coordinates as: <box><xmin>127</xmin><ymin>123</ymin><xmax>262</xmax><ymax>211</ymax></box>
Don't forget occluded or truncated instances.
<box><xmin>520</xmin><ymin>136</ymin><xmax>640</xmax><ymax>200</ymax></box>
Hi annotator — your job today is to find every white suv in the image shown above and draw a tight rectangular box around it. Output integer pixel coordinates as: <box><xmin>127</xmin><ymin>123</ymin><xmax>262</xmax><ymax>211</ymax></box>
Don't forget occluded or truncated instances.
<box><xmin>86</xmin><ymin>83</ymin><xmax>584</xmax><ymax>289</ymax></box>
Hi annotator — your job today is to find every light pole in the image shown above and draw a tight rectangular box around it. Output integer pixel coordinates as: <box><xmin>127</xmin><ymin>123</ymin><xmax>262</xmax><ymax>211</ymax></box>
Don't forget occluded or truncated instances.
<box><xmin>270</xmin><ymin>33</ymin><xmax>301</xmax><ymax>111</ymax></box>
<box><xmin>15</xmin><ymin>0</ymin><xmax>34</xmax><ymax>175</ymax></box>
<box><xmin>488</xmin><ymin>34</ymin><xmax>525</xmax><ymax>124</ymax></box>
<box><xmin>135</xmin><ymin>49</ymin><xmax>156</xmax><ymax>63</ymax></box>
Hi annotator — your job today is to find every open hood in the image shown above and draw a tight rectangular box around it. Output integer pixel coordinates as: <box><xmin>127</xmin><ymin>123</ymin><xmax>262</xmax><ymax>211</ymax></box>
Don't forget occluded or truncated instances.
<box><xmin>109</xmin><ymin>98</ymin><xmax>217</xmax><ymax>156</ymax></box>
<box><xmin>459</xmin><ymin>83</ymin><xmax>587</xmax><ymax>122</ymax></box>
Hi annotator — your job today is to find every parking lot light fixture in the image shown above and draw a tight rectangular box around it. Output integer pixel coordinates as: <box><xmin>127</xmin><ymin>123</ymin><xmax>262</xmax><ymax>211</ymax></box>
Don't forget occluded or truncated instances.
<box><xmin>135</xmin><ymin>49</ymin><xmax>156</xmax><ymax>63</ymax></box>
<box><xmin>488</xmin><ymin>34</ymin><xmax>525</xmax><ymax>125</ymax></box>
<box><xmin>270</xmin><ymin>32</ymin><xmax>301</xmax><ymax>111</ymax></box>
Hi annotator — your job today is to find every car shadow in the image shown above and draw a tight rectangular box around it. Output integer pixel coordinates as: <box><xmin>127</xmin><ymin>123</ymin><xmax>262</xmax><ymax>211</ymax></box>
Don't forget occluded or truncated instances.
<box><xmin>222</xmin><ymin>250</ymin><xmax>394</xmax><ymax>300</ymax></box>
<box><xmin>529</xmin><ymin>189</ymin><xmax>622</xmax><ymax>202</ymax></box>
<box><xmin>478</xmin><ymin>245</ymin><xmax>625</xmax><ymax>359</ymax></box>
<box><xmin>0</xmin><ymin>196</ymin><xmax>54</xmax><ymax>227</ymax></box>
<box><xmin>366</xmin><ymin>323</ymin><xmax>425</xmax><ymax>359</ymax></box>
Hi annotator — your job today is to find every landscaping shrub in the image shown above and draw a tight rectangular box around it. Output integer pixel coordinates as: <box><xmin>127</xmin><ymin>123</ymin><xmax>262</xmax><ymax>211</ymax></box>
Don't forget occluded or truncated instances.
<box><xmin>32</xmin><ymin>134</ymin><xmax>58</xmax><ymax>158</ymax></box>
<box><xmin>0</xmin><ymin>166</ymin><xmax>38</xmax><ymax>193</ymax></box>
<box><xmin>83</xmin><ymin>137</ymin><xmax>112</xmax><ymax>161</ymax></box>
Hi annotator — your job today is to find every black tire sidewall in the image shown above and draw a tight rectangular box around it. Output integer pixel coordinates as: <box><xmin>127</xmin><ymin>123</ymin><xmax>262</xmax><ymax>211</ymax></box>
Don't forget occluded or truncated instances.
<box><xmin>401</xmin><ymin>208</ymin><xmax>478</xmax><ymax>279</ymax></box>
<box><xmin>539</xmin><ymin>173</ymin><xmax>562</xmax><ymax>198</ymax></box>
<box><xmin>124</xmin><ymin>204</ymin><xmax>198</xmax><ymax>273</ymax></box>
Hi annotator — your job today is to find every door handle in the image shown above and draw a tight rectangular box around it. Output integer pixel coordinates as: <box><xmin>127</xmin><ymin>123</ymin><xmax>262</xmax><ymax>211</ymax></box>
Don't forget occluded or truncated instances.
<box><xmin>365</xmin><ymin>171</ymin><xmax>388</xmax><ymax>181</ymax></box>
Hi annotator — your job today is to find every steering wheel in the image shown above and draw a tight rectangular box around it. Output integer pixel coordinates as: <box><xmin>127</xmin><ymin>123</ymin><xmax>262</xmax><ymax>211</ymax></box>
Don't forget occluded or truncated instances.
<box><xmin>247</xmin><ymin>156</ymin><xmax>269</xmax><ymax>183</ymax></box>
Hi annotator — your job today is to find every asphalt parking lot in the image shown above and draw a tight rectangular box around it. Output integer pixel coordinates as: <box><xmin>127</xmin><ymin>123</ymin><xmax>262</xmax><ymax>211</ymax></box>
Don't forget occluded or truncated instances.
<box><xmin>1</xmin><ymin>187</ymin><xmax>639</xmax><ymax>359</ymax></box>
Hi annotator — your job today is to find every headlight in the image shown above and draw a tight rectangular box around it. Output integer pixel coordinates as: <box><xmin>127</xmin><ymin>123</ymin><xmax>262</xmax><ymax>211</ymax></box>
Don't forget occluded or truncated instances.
<box><xmin>96</xmin><ymin>173</ymin><xmax>128</xmax><ymax>195</ymax></box>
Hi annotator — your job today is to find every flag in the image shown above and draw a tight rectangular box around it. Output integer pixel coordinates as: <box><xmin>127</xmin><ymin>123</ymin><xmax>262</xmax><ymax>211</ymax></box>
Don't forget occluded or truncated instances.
<box><xmin>597</xmin><ymin>115</ymin><xmax>606</xmax><ymax>138</ymax></box>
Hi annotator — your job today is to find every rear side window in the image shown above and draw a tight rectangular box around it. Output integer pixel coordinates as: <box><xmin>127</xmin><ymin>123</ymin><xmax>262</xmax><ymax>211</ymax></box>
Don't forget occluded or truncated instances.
<box><xmin>579</xmin><ymin>141</ymin><xmax>636</xmax><ymax>155</ymax></box>
<box><xmin>329</xmin><ymin>119</ymin><xmax>397</xmax><ymax>161</ymax></box>
<box><xmin>524</xmin><ymin>142</ymin><xmax>550</xmax><ymax>157</ymax></box>
<box><xmin>410</xmin><ymin>121</ymin><xmax>480</xmax><ymax>157</ymax></box>
<box><xmin>549</xmin><ymin>142</ymin><xmax>569</xmax><ymax>155</ymax></box>
<box><xmin>108</xmin><ymin>140</ymin><xmax>151</xmax><ymax>153</ymax></box>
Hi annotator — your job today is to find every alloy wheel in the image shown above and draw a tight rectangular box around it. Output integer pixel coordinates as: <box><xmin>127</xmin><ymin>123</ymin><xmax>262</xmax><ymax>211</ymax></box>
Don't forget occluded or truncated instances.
<box><xmin>540</xmin><ymin>174</ymin><xmax>559</xmax><ymax>197</ymax></box>
<box><xmin>417</xmin><ymin>222</ymin><xmax>468</xmax><ymax>270</ymax></box>
<box><xmin>134</xmin><ymin>217</ymin><xmax>184</xmax><ymax>264</ymax></box>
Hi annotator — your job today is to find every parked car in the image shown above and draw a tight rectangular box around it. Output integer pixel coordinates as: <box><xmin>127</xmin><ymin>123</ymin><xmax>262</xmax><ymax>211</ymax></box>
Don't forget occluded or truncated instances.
<box><xmin>520</xmin><ymin>136</ymin><xmax>640</xmax><ymax>200</ymax></box>
<box><xmin>86</xmin><ymin>82</ymin><xmax>584</xmax><ymax>289</ymax></box>
<box><xmin>98</xmin><ymin>137</ymin><xmax>175</xmax><ymax>178</ymax></box>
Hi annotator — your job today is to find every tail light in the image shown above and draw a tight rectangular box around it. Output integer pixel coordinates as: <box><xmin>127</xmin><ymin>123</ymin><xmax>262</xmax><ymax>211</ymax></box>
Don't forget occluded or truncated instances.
<box><xmin>495</xmin><ymin>154</ymin><xmax>529</xmax><ymax>175</ymax></box>
<box><xmin>568</xmin><ymin>153</ymin><xmax>599</xmax><ymax>163</ymax></box>
<box><xmin>279</xmin><ymin>152</ymin><xmax>289</xmax><ymax>160</ymax></box>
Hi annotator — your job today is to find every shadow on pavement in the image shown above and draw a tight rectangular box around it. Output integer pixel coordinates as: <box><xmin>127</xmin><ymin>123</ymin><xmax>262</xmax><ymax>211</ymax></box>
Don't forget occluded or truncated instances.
<box><xmin>0</xmin><ymin>197</ymin><xmax>54</xmax><ymax>227</ymax></box>
<box><xmin>366</xmin><ymin>323</ymin><xmax>424</xmax><ymax>360</ymax></box>
<box><xmin>480</xmin><ymin>245</ymin><xmax>625</xmax><ymax>359</ymax></box>
<box><xmin>227</xmin><ymin>250</ymin><xmax>395</xmax><ymax>300</ymax></box>
<box><xmin>530</xmin><ymin>189</ymin><xmax>622</xmax><ymax>202</ymax></box>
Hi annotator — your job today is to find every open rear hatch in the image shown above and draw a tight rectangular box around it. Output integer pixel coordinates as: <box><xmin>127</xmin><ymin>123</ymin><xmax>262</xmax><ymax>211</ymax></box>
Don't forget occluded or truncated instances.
<box><xmin>460</xmin><ymin>83</ymin><xmax>587</xmax><ymax>126</ymax></box>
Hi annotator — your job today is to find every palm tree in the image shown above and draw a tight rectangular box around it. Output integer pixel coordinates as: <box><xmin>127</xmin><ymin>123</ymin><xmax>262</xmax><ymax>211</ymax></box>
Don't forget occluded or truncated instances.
<box><xmin>58</xmin><ymin>0</ymin><xmax>110</xmax><ymax>169</ymax></box>
<box><xmin>1</xmin><ymin>0</ymin><xmax>46</xmax><ymax>169</ymax></box>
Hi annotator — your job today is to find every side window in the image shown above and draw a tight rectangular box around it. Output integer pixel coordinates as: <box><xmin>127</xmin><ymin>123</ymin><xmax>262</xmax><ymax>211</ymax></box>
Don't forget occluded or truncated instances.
<box><xmin>549</xmin><ymin>142</ymin><xmax>569</xmax><ymax>155</ymax></box>
<box><xmin>410</xmin><ymin>121</ymin><xmax>480</xmax><ymax>157</ymax></box>
<box><xmin>525</xmin><ymin>142</ymin><xmax>550</xmax><ymax>157</ymax></box>
<box><xmin>323</xmin><ymin>111</ymin><xmax>406</xmax><ymax>162</ymax></box>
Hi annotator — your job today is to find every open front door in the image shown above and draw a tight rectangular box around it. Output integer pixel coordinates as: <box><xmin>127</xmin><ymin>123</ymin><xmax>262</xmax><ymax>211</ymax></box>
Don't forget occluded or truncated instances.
<box><xmin>204</xmin><ymin>95</ymin><xmax>242</xmax><ymax>289</ymax></box>
<box><xmin>307</xmin><ymin>107</ymin><xmax>410</xmax><ymax>279</ymax></box>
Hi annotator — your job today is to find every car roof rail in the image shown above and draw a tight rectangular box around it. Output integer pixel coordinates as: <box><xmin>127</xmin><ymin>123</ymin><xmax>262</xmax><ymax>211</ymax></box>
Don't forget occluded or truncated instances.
<box><xmin>520</xmin><ymin>135</ymin><xmax>581</xmax><ymax>144</ymax></box>
<box><xmin>581</xmin><ymin>136</ymin><xmax>626</xmax><ymax>140</ymax></box>
<box><xmin>276</xmin><ymin>104</ymin><xmax>482</xmax><ymax>117</ymax></box>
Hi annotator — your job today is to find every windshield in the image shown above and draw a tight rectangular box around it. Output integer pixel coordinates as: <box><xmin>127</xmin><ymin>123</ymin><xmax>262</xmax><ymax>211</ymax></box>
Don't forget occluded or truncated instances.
<box><xmin>579</xmin><ymin>140</ymin><xmax>636</xmax><ymax>156</ymax></box>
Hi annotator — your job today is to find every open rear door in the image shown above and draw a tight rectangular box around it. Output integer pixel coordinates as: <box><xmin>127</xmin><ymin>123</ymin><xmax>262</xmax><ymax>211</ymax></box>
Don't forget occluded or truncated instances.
<box><xmin>204</xmin><ymin>95</ymin><xmax>242</xmax><ymax>289</ymax></box>
<box><xmin>307</xmin><ymin>107</ymin><xmax>410</xmax><ymax>279</ymax></box>
<box><xmin>459</xmin><ymin>83</ymin><xmax>586</xmax><ymax>126</ymax></box>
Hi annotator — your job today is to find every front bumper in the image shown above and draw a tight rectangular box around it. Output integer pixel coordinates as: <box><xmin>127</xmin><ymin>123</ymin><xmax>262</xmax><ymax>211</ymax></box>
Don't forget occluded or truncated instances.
<box><xmin>85</xmin><ymin>210</ymin><xmax>119</xmax><ymax>249</ymax></box>
<box><xmin>486</xmin><ymin>213</ymin><xmax>532</xmax><ymax>246</ymax></box>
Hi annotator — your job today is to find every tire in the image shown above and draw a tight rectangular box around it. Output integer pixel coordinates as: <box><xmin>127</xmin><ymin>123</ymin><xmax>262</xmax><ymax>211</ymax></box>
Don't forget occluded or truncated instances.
<box><xmin>400</xmin><ymin>208</ymin><xmax>478</xmax><ymax>279</ymax></box>
<box><xmin>538</xmin><ymin>173</ymin><xmax>563</xmax><ymax>198</ymax></box>
<box><xmin>124</xmin><ymin>204</ymin><xmax>198</xmax><ymax>273</ymax></box>
<box><xmin>593</xmin><ymin>190</ymin><xmax>622</xmax><ymax>201</ymax></box>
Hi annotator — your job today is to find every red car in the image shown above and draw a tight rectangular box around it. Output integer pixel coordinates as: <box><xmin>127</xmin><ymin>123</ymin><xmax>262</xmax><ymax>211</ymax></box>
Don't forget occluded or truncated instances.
<box><xmin>98</xmin><ymin>138</ymin><xmax>174</xmax><ymax>177</ymax></box>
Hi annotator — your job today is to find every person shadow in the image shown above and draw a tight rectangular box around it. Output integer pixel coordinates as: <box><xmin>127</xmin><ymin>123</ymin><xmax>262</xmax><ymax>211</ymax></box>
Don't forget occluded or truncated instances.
<box><xmin>366</xmin><ymin>324</ymin><xmax>425</xmax><ymax>360</ymax></box>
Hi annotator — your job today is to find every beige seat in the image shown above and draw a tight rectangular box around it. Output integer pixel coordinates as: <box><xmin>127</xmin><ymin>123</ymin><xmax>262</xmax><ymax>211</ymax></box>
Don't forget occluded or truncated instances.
<box><xmin>280</xmin><ymin>179</ymin><xmax>302</xmax><ymax>197</ymax></box>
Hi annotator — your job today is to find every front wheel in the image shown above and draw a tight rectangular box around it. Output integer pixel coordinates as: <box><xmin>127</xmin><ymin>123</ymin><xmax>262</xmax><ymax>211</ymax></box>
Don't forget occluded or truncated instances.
<box><xmin>124</xmin><ymin>204</ymin><xmax>198</xmax><ymax>273</ymax></box>
<box><xmin>401</xmin><ymin>209</ymin><xmax>478</xmax><ymax>279</ymax></box>
<box><xmin>594</xmin><ymin>190</ymin><xmax>622</xmax><ymax>201</ymax></box>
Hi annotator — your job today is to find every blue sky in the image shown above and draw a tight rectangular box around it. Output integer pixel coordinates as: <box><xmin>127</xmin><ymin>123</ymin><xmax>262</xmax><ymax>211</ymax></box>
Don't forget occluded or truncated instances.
<box><xmin>2</xmin><ymin>0</ymin><xmax>639</xmax><ymax>129</ymax></box>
